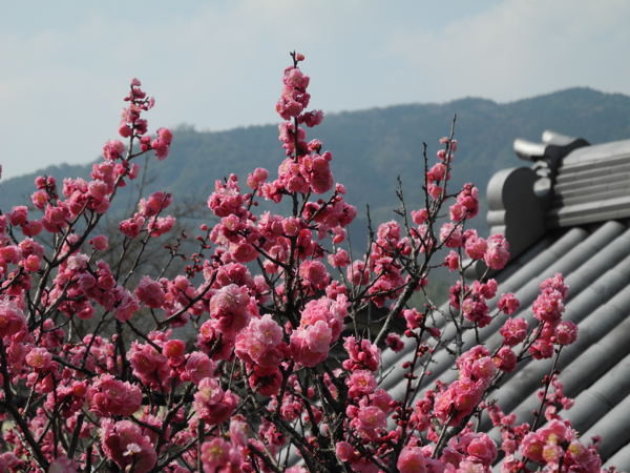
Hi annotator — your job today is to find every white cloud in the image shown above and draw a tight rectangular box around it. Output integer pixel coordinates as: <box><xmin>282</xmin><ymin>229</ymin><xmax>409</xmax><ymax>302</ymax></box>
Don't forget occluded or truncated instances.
<box><xmin>384</xmin><ymin>0</ymin><xmax>630</xmax><ymax>102</ymax></box>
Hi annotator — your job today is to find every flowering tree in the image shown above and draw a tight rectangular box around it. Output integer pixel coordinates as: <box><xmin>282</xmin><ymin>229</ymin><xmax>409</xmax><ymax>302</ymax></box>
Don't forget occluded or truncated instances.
<box><xmin>0</xmin><ymin>52</ymin><xmax>612</xmax><ymax>473</ymax></box>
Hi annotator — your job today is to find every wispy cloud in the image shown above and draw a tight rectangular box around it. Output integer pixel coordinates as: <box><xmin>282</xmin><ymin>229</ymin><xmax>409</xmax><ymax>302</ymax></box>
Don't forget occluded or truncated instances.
<box><xmin>385</xmin><ymin>0</ymin><xmax>630</xmax><ymax>101</ymax></box>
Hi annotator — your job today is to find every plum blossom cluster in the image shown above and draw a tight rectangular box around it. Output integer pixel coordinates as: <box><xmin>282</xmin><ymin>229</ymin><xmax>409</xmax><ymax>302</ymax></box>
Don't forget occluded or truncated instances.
<box><xmin>0</xmin><ymin>54</ymin><xmax>613</xmax><ymax>473</ymax></box>
<box><xmin>487</xmin><ymin>386</ymin><xmax>602</xmax><ymax>473</ymax></box>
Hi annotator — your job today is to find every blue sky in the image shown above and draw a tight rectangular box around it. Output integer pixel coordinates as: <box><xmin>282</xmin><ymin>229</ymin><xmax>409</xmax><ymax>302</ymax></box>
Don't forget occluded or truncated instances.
<box><xmin>1</xmin><ymin>0</ymin><xmax>629</xmax><ymax>179</ymax></box>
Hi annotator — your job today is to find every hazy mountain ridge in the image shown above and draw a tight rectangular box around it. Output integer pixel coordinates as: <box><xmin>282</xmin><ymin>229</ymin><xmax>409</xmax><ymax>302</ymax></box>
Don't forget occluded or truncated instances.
<box><xmin>2</xmin><ymin>87</ymin><xmax>629</xmax><ymax>240</ymax></box>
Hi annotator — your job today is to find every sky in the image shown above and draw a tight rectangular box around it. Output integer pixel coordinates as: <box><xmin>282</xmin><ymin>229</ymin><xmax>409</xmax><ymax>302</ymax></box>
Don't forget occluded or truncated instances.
<box><xmin>1</xmin><ymin>0</ymin><xmax>630</xmax><ymax>179</ymax></box>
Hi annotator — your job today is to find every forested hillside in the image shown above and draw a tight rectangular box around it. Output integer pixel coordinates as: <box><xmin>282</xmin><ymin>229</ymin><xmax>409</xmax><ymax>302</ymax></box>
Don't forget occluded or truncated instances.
<box><xmin>3</xmin><ymin>87</ymin><xmax>630</xmax><ymax>243</ymax></box>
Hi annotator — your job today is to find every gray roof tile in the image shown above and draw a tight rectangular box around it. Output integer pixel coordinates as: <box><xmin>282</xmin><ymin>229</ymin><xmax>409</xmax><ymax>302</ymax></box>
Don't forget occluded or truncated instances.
<box><xmin>287</xmin><ymin>132</ymin><xmax>630</xmax><ymax>471</ymax></box>
<box><xmin>384</xmin><ymin>132</ymin><xmax>630</xmax><ymax>471</ymax></box>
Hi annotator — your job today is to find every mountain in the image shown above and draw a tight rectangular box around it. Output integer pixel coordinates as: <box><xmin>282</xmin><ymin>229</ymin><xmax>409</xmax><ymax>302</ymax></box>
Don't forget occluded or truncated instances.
<box><xmin>2</xmin><ymin>87</ymin><xmax>630</xmax><ymax>243</ymax></box>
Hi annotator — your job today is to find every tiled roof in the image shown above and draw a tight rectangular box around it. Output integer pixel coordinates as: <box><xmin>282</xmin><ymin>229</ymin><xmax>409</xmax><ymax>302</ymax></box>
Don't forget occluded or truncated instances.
<box><xmin>383</xmin><ymin>131</ymin><xmax>630</xmax><ymax>471</ymax></box>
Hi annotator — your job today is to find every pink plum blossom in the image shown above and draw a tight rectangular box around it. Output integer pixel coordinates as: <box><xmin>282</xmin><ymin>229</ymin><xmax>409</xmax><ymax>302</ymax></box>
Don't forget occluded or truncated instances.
<box><xmin>397</xmin><ymin>446</ymin><xmax>427</xmax><ymax>473</ymax></box>
<box><xmin>101</xmin><ymin>420</ymin><xmax>156</xmax><ymax>473</ymax></box>
<box><xmin>484</xmin><ymin>234</ymin><xmax>510</xmax><ymax>269</ymax></box>
<box><xmin>88</xmin><ymin>374</ymin><xmax>142</xmax><ymax>416</ymax></box>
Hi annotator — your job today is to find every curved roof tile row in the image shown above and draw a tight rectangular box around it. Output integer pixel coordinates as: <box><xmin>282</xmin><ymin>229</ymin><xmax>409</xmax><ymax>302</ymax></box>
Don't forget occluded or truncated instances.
<box><xmin>385</xmin><ymin>132</ymin><xmax>630</xmax><ymax>470</ymax></box>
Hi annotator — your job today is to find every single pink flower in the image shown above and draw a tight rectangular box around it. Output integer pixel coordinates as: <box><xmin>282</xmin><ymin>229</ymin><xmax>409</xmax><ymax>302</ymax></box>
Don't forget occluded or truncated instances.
<box><xmin>135</xmin><ymin>276</ymin><xmax>166</xmax><ymax>309</ymax></box>
<box><xmin>182</xmin><ymin>351</ymin><xmax>215</xmax><ymax>385</ymax></box>
<box><xmin>200</xmin><ymin>437</ymin><xmax>231</xmax><ymax>470</ymax></box>
<box><xmin>0</xmin><ymin>302</ymin><xmax>26</xmax><ymax>338</ymax></box>
<box><xmin>290</xmin><ymin>320</ymin><xmax>331</xmax><ymax>367</ymax></box>
<box><xmin>397</xmin><ymin>446</ymin><xmax>427</xmax><ymax>473</ymax></box>
<box><xmin>554</xmin><ymin>320</ymin><xmax>578</xmax><ymax>345</ymax></box>
<box><xmin>101</xmin><ymin>420</ymin><xmax>156</xmax><ymax>473</ymax></box>
<box><xmin>88</xmin><ymin>374</ymin><xmax>142</xmax><ymax>417</ymax></box>
<box><xmin>498</xmin><ymin>293</ymin><xmax>520</xmax><ymax>315</ymax></box>
<box><xmin>500</xmin><ymin>317</ymin><xmax>529</xmax><ymax>346</ymax></box>
<box><xmin>88</xmin><ymin>235</ymin><xmax>109</xmax><ymax>251</ymax></box>
<box><xmin>484</xmin><ymin>234</ymin><xmax>510</xmax><ymax>269</ymax></box>
<box><xmin>8</xmin><ymin>206</ymin><xmax>28</xmax><ymax>226</ymax></box>
<box><xmin>194</xmin><ymin>377</ymin><xmax>239</xmax><ymax>425</ymax></box>
<box><xmin>299</xmin><ymin>260</ymin><xmax>330</xmax><ymax>290</ymax></box>
<box><xmin>346</xmin><ymin>370</ymin><xmax>377</xmax><ymax>398</ymax></box>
